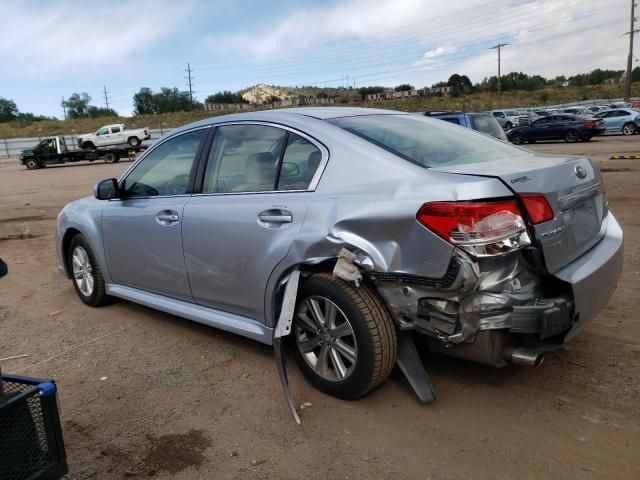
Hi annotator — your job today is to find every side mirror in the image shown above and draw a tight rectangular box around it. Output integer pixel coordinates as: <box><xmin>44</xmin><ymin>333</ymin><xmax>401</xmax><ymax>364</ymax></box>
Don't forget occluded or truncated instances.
<box><xmin>94</xmin><ymin>178</ymin><xmax>120</xmax><ymax>200</ymax></box>
<box><xmin>281</xmin><ymin>162</ymin><xmax>299</xmax><ymax>178</ymax></box>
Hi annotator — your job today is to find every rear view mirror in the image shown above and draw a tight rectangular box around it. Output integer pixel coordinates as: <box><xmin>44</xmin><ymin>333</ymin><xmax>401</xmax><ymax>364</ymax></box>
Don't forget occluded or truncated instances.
<box><xmin>281</xmin><ymin>162</ymin><xmax>299</xmax><ymax>178</ymax></box>
<box><xmin>94</xmin><ymin>178</ymin><xmax>120</xmax><ymax>200</ymax></box>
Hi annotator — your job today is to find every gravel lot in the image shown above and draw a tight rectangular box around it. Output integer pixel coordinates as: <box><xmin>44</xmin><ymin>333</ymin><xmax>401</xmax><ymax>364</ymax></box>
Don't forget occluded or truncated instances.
<box><xmin>1</xmin><ymin>135</ymin><xmax>639</xmax><ymax>479</ymax></box>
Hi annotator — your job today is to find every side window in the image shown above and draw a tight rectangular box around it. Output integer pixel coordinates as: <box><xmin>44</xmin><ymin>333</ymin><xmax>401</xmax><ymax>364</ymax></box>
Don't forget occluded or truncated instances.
<box><xmin>122</xmin><ymin>129</ymin><xmax>205</xmax><ymax>198</ymax></box>
<box><xmin>111</xmin><ymin>126</ymin><xmax>121</xmax><ymax>133</ymax></box>
<box><xmin>97</xmin><ymin>127</ymin><xmax>109</xmax><ymax>136</ymax></box>
<box><xmin>277</xmin><ymin>134</ymin><xmax>323</xmax><ymax>191</ymax></box>
<box><xmin>441</xmin><ymin>117</ymin><xmax>460</xmax><ymax>125</ymax></box>
<box><xmin>203</xmin><ymin>125</ymin><xmax>287</xmax><ymax>193</ymax></box>
<box><xmin>534</xmin><ymin>117</ymin><xmax>549</xmax><ymax>125</ymax></box>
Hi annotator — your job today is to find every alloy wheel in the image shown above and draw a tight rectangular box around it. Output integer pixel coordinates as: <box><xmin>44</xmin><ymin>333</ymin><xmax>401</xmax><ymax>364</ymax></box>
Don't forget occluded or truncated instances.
<box><xmin>294</xmin><ymin>295</ymin><xmax>358</xmax><ymax>382</ymax></box>
<box><xmin>72</xmin><ymin>246</ymin><xmax>94</xmax><ymax>297</ymax></box>
<box><xmin>622</xmin><ymin>123</ymin><xmax>635</xmax><ymax>136</ymax></box>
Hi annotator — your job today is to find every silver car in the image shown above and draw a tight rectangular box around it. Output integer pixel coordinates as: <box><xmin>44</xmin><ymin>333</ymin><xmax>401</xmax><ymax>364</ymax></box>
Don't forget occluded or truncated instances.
<box><xmin>56</xmin><ymin>107</ymin><xmax>623</xmax><ymax>401</ymax></box>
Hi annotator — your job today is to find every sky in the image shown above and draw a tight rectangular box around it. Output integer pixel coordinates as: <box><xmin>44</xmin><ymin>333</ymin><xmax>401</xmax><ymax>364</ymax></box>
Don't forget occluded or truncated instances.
<box><xmin>0</xmin><ymin>0</ymin><xmax>632</xmax><ymax>118</ymax></box>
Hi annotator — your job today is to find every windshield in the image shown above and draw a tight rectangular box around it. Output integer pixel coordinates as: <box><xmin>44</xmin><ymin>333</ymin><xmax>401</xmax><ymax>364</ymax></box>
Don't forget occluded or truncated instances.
<box><xmin>469</xmin><ymin>114</ymin><xmax>507</xmax><ymax>140</ymax></box>
<box><xmin>328</xmin><ymin>114</ymin><xmax>527</xmax><ymax>168</ymax></box>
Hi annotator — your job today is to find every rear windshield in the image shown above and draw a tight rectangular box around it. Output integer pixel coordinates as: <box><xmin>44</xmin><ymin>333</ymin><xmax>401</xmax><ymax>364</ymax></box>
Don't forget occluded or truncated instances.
<box><xmin>469</xmin><ymin>114</ymin><xmax>507</xmax><ymax>140</ymax></box>
<box><xmin>328</xmin><ymin>114</ymin><xmax>526</xmax><ymax>168</ymax></box>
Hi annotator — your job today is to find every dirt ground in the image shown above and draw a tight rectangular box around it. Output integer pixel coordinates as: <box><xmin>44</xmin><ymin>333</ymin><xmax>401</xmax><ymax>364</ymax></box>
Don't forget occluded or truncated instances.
<box><xmin>1</xmin><ymin>135</ymin><xmax>639</xmax><ymax>479</ymax></box>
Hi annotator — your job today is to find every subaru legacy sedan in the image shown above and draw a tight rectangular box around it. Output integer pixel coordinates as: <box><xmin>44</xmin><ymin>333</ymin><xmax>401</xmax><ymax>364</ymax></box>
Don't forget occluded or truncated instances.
<box><xmin>56</xmin><ymin>107</ymin><xmax>623</xmax><ymax>400</ymax></box>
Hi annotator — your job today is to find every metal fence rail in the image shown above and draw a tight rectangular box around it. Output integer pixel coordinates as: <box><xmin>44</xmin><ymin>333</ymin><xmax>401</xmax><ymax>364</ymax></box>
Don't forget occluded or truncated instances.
<box><xmin>0</xmin><ymin>128</ymin><xmax>174</xmax><ymax>159</ymax></box>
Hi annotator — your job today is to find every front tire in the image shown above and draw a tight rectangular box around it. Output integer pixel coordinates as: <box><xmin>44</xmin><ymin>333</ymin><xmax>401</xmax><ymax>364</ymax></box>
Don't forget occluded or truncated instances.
<box><xmin>510</xmin><ymin>133</ymin><xmax>524</xmax><ymax>145</ymax></box>
<box><xmin>24</xmin><ymin>158</ymin><xmax>40</xmax><ymax>170</ymax></box>
<box><xmin>127</xmin><ymin>137</ymin><xmax>141</xmax><ymax>147</ymax></box>
<box><xmin>292</xmin><ymin>273</ymin><xmax>397</xmax><ymax>400</ymax></box>
<box><xmin>622</xmin><ymin>122</ymin><xmax>636</xmax><ymax>136</ymax></box>
<box><xmin>68</xmin><ymin>234</ymin><xmax>113</xmax><ymax>307</ymax></box>
<box><xmin>505</xmin><ymin>122</ymin><xmax>513</xmax><ymax>130</ymax></box>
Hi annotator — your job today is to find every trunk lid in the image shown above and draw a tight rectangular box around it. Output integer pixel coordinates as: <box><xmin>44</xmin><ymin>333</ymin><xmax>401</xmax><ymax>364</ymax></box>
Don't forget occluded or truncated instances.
<box><xmin>432</xmin><ymin>154</ymin><xmax>607</xmax><ymax>272</ymax></box>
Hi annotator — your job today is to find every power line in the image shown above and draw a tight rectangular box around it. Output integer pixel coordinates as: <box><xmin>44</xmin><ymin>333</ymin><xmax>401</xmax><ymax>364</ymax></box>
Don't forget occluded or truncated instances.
<box><xmin>490</xmin><ymin>43</ymin><xmax>508</xmax><ymax>105</ymax></box>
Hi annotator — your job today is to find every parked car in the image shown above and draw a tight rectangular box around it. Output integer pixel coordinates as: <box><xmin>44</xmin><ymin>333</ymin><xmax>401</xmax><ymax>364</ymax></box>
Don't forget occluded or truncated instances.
<box><xmin>423</xmin><ymin>111</ymin><xmax>507</xmax><ymax>140</ymax></box>
<box><xmin>584</xmin><ymin>105</ymin><xmax>606</xmax><ymax>114</ymax></box>
<box><xmin>77</xmin><ymin>124</ymin><xmax>150</xmax><ymax>149</ymax></box>
<box><xmin>592</xmin><ymin>108</ymin><xmax>640</xmax><ymax>135</ymax></box>
<box><xmin>56</xmin><ymin>107</ymin><xmax>623</xmax><ymax>401</ymax></box>
<box><xmin>488</xmin><ymin>110</ymin><xmax>529</xmax><ymax>130</ymax></box>
<box><xmin>562</xmin><ymin>107</ymin><xmax>588</xmax><ymax>116</ymax></box>
<box><xmin>507</xmin><ymin>114</ymin><xmax>605</xmax><ymax>144</ymax></box>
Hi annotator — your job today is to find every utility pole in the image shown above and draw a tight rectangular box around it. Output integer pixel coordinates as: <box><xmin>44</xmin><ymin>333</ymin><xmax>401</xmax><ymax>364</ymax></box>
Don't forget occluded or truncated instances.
<box><xmin>103</xmin><ymin>85</ymin><xmax>111</xmax><ymax>110</ymax></box>
<box><xmin>61</xmin><ymin>96</ymin><xmax>67</xmax><ymax>120</ymax></box>
<box><xmin>624</xmin><ymin>0</ymin><xmax>637</xmax><ymax>102</ymax></box>
<box><xmin>185</xmin><ymin>62</ymin><xmax>194</xmax><ymax>108</ymax></box>
<box><xmin>490</xmin><ymin>43</ymin><xmax>508</xmax><ymax>105</ymax></box>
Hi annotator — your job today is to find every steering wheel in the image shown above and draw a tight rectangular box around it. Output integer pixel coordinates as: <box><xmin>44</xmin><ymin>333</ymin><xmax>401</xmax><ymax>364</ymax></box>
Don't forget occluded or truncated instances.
<box><xmin>164</xmin><ymin>174</ymin><xmax>190</xmax><ymax>196</ymax></box>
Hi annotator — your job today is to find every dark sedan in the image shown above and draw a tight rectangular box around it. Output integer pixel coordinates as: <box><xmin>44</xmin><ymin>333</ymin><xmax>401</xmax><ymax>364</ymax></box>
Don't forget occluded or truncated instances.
<box><xmin>507</xmin><ymin>114</ymin><xmax>605</xmax><ymax>144</ymax></box>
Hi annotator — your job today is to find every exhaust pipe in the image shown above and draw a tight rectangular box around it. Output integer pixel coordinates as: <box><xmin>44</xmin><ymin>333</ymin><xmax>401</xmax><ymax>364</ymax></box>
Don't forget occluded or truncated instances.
<box><xmin>503</xmin><ymin>347</ymin><xmax>544</xmax><ymax>366</ymax></box>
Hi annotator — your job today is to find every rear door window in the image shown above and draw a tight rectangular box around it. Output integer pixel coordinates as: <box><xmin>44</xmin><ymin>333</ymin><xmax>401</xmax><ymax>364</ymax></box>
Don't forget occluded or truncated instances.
<box><xmin>277</xmin><ymin>134</ymin><xmax>323</xmax><ymax>191</ymax></box>
<box><xmin>111</xmin><ymin>126</ymin><xmax>121</xmax><ymax>133</ymax></box>
<box><xmin>202</xmin><ymin>124</ymin><xmax>286</xmax><ymax>193</ymax></box>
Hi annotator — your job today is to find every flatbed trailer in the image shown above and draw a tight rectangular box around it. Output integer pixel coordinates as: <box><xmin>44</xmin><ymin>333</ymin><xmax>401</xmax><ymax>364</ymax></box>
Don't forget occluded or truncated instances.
<box><xmin>19</xmin><ymin>136</ymin><xmax>148</xmax><ymax>170</ymax></box>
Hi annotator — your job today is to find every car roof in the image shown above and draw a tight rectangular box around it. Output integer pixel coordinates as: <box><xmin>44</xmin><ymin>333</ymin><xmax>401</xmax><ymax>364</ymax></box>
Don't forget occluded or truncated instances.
<box><xmin>167</xmin><ymin>107</ymin><xmax>410</xmax><ymax>136</ymax></box>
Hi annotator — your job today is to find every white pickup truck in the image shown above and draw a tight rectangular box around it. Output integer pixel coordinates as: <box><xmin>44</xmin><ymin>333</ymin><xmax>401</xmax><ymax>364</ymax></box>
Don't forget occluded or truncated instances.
<box><xmin>77</xmin><ymin>123</ymin><xmax>150</xmax><ymax>149</ymax></box>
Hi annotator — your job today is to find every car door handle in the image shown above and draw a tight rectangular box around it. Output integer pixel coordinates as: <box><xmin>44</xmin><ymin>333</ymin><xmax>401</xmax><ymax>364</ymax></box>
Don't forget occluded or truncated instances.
<box><xmin>156</xmin><ymin>210</ymin><xmax>180</xmax><ymax>225</ymax></box>
<box><xmin>258</xmin><ymin>210</ymin><xmax>292</xmax><ymax>224</ymax></box>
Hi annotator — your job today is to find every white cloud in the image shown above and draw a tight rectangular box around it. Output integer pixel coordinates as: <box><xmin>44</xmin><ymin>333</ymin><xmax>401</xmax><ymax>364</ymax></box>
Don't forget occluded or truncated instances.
<box><xmin>0</xmin><ymin>1</ymin><xmax>192</xmax><ymax>77</ymax></box>
<box><xmin>411</xmin><ymin>44</ymin><xmax>458</xmax><ymax>68</ymax></box>
<box><xmin>210</xmin><ymin>0</ymin><xmax>433</xmax><ymax>57</ymax></box>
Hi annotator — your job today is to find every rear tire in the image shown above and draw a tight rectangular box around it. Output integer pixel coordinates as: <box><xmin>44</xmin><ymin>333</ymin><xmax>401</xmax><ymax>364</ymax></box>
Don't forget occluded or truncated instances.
<box><xmin>292</xmin><ymin>273</ymin><xmax>397</xmax><ymax>400</ymax></box>
<box><xmin>127</xmin><ymin>137</ymin><xmax>141</xmax><ymax>147</ymax></box>
<box><xmin>68</xmin><ymin>234</ymin><xmax>113</xmax><ymax>307</ymax></box>
<box><xmin>622</xmin><ymin>122</ymin><xmax>636</xmax><ymax>136</ymax></box>
<box><xmin>565</xmin><ymin>130</ymin><xmax>579</xmax><ymax>143</ymax></box>
<box><xmin>104</xmin><ymin>152</ymin><xmax>119</xmax><ymax>163</ymax></box>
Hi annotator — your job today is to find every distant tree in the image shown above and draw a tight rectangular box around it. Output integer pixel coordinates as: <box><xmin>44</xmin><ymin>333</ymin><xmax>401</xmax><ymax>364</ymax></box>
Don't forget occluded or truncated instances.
<box><xmin>63</xmin><ymin>93</ymin><xmax>92</xmax><ymax>118</ymax></box>
<box><xmin>205</xmin><ymin>91</ymin><xmax>248</xmax><ymax>104</ymax></box>
<box><xmin>357</xmin><ymin>86</ymin><xmax>386</xmax><ymax>100</ymax></box>
<box><xmin>632</xmin><ymin>66</ymin><xmax>640</xmax><ymax>82</ymax></box>
<box><xmin>447</xmin><ymin>74</ymin><xmax>473</xmax><ymax>96</ymax></box>
<box><xmin>87</xmin><ymin>106</ymin><xmax>118</xmax><ymax>118</ymax></box>
<box><xmin>0</xmin><ymin>97</ymin><xmax>18</xmax><ymax>122</ymax></box>
<box><xmin>133</xmin><ymin>87</ymin><xmax>156</xmax><ymax>115</ymax></box>
<box><xmin>132</xmin><ymin>87</ymin><xmax>193</xmax><ymax>115</ymax></box>
<box><xmin>394</xmin><ymin>84</ymin><xmax>414</xmax><ymax>92</ymax></box>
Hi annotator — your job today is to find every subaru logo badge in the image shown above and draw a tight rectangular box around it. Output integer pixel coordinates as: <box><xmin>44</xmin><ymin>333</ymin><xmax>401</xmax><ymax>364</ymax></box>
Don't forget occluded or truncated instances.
<box><xmin>574</xmin><ymin>165</ymin><xmax>587</xmax><ymax>179</ymax></box>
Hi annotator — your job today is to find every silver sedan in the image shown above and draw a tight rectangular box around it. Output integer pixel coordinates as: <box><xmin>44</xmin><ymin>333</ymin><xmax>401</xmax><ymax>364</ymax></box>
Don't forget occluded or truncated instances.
<box><xmin>56</xmin><ymin>107</ymin><xmax>623</xmax><ymax>401</ymax></box>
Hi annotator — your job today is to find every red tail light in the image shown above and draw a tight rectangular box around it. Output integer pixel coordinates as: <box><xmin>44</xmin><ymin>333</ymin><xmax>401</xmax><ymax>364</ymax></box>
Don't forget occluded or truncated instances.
<box><xmin>416</xmin><ymin>200</ymin><xmax>531</xmax><ymax>256</ymax></box>
<box><xmin>583</xmin><ymin>121</ymin><xmax>596</xmax><ymax>128</ymax></box>
<box><xmin>417</xmin><ymin>200</ymin><xmax>521</xmax><ymax>242</ymax></box>
<box><xmin>519</xmin><ymin>194</ymin><xmax>554</xmax><ymax>224</ymax></box>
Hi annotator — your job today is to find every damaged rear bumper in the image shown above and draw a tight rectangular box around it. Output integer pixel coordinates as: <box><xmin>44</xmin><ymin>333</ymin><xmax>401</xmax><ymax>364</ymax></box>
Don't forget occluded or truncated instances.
<box><xmin>553</xmin><ymin>212</ymin><xmax>623</xmax><ymax>341</ymax></box>
<box><xmin>371</xmin><ymin>212</ymin><xmax>623</xmax><ymax>366</ymax></box>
